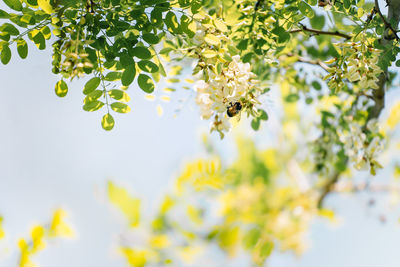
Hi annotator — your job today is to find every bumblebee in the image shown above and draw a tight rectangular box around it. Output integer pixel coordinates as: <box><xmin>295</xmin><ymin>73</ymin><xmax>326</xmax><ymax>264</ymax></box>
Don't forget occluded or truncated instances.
<box><xmin>226</xmin><ymin>101</ymin><xmax>242</xmax><ymax>117</ymax></box>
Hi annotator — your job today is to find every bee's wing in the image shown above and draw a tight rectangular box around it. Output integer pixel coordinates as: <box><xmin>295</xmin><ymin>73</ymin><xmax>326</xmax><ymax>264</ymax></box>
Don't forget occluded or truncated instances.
<box><xmin>235</xmin><ymin>111</ymin><xmax>242</xmax><ymax>123</ymax></box>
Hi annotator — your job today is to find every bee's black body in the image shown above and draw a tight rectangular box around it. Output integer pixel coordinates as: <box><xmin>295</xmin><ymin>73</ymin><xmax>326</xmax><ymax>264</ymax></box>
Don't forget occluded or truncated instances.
<box><xmin>227</xmin><ymin>102</ymin><xmax>242</xmax><ymax>117</ymax></box>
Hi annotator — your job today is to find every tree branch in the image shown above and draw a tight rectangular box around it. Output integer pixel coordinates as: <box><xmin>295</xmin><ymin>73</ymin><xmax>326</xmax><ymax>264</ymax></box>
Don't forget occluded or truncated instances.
<box><xmin>317</xmin><ymin>170</ymin><xmax>342</xmax><ymax>208</ymax></box>
<box><xmin>289</xmin><ymin>24</ymin><xmax>351</xmax><ymax>40</ymax></box>
<box><xmin>286</xmin><ymin>53</ymin><xmax>330</xmax><ymax>72</ymax></box>
<box><xmin>369</xmin><ymin>0</ymin><xmax>400</xmax><ymax>120</ymax></box>
<box><xmin>374</xmin><ymin>0</ymin><xmax>399</xmax><ymax>40</ymax></box>
<box><xmin>318</xmin><ymin>0</ymin><xmax>400</xmax><ymax>208</ymax></box>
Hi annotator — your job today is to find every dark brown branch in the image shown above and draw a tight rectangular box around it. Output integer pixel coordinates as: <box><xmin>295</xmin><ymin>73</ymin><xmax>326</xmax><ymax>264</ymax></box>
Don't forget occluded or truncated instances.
<box><xmin>374</xmin><ymin>0</ymin><xmax>399</xmax><ymax>40</ymax></box>
<box><xmin>289</xmin><ymin>24</ymin><xmax>351</xmax><ymax>40</ymax></box>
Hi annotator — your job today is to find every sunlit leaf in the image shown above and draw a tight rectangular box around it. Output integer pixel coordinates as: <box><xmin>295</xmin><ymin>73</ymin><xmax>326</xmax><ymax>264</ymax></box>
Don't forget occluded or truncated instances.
<box><xmin>55</xmin><ymin>79</ymin><xmax>68</xmax><ymax>97</ymax></box>
<box><xmin>110</xmin><ymin>102</ymin><xmax>131</xmax><ymax>113</ymax></box>
<box><xmin>138</xmin><ymin>74</ymin><xmax>155</xmax><ymax>93</ymax></box>
<box><xmin>102</xmin><ymin>113</ymin><xmax>115</xmax><ymax>131</ymax></box>
<box><xmin>108</xmin><ymin>181</ymin><xmax>141</xmax><ymax>227</ymax></box>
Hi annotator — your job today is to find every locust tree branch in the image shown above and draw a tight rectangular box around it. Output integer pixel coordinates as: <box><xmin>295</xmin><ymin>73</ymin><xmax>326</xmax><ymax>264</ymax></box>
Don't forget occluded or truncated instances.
<box><xmin>318</xmin><ymin>0</ymin><xmax>400</xmax><ymax>208</ymax></box>
<box><xmin>289</xmin><ymin>24</ymin><xmax>351</xmax><ymax>40</ymax></box>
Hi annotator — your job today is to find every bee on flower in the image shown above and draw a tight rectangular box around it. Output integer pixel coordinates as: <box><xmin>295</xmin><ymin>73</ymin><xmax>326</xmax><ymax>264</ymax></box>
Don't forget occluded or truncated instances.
<box><xmin>194</xmin><ymin>55</ymin><xmax>262</xmax><ymax>138</ymax></box>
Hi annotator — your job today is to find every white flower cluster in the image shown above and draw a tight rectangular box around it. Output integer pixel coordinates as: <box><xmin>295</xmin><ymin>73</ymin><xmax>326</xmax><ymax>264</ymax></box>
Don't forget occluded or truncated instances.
<box><xmin>194</xmin><ymin>55</ymin><xmax>261</xmax><ymax>136</ymax></box>
<box><xmin>338</xmin><ymin>119</ymin><xmax>384</xmax><ymax>173</ymax></box>
<box><xmin>341</xmin><ymin>43</ymin><xmax>382</xmax><ymax>90</ymax></box>
<box><xmin>325</xmin><ymin>41</ymin><xmax>382</xmax><ymax>92</ymax></box>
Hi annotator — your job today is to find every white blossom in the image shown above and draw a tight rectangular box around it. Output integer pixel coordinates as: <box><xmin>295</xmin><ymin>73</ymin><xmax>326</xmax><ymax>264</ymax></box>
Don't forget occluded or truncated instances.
<box><xmin>194</xmin><ymin>55</ymin><xmax>261</xmax><ymax>137</ymax></box>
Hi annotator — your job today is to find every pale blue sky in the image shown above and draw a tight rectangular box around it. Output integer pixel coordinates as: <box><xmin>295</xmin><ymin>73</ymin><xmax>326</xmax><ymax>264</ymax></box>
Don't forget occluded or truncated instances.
<box><xmin>0</xmin><ymin>1</ymin><xmax>400</xmax><ymax>267</ymax></box>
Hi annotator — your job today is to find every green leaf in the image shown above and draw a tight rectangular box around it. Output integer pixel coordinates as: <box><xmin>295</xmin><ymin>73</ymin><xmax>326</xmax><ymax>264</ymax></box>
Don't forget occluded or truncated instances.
<box><xmin>180</xmin><ymin>15</ymin><xmax>196</xmax><ymax>37</ymax></box>
<box><xmin>158</xmin><ymin>61</ymin><xmax>166</xmax><ymax>77</ymax></box>
<box><xmin>0</xmin><ymin>10</ymin><xmax>10</xmax><ymax>19</ymax></box>
<box><xmin>243</xmin><ymin>228</ymin><xmax>260</xmax><ymax>249</ymax></box>
<box><xmin>242</xmin><ymin>52</ymin><xmax>253</xmax><ymax>63</ymax></box>
<box><xmin>138</xmin><ymin>74</ymin><xmax>155</xmax><ymax>93</ymax></box>
<box><xmin>83</xmin><ymin>77</ymin><xmax>101</xmax><ymax>95</ymax></box>
<box><xmin>310</xmin><ymin>14</ymin><xmax>325</xmax><ymax>30</ymax></box>
<box><xmin>3</xmin><ymin>0</ymin><xmax>22</xmax><ymax>11</ymax></box>
<box><xmin>285</xmin><ymin>94</ymin><xmax>300</xmax><ymax>102</ymax></box>
<box><xmin>278</xmin><ymin>32</ymin><xmax>290</xmax><ymax>43</ymax></box>
<box><xmin>0</xmin><ymin>32</ymin><xmax>10</xmax><ymax>42</ymax></box>
<box><xmin>38</xmin><ymin>0</ymin><xmax>54</xmax><ymax>14</ymax></box>
<box><xmin>251</xmin><ymin>118</ymin><xmax>260</xmax><ymax>130</ymax></box>
<box><xmin>17</xmin><ymin>39</ymin><xmax>28</xmax><ymax>59</ymax></box>
<box><xmin>0</xmin><ymin>23</ymin><xmax>19</xmax><ymax>35</ymax></box>
<box><xmin>83</xmin><ymin>100</ymin><xmax>104</xmax><ymax>112</ymax></box>
<box><xmin>121</xmin><ymin>65</ymin><xmax>136</xmax><ymax>86</ymax></box>
<box><xmin>108</xmin><ymin>89</ymin><xmax>130</xmax><ymax>102</ymax></box>
<box><xmin>142</xmin><ymin>33</ymin><xmax>159</xmax><ymax>44</ymax></box>
<box><xmin>101</xmin><ymin>113</ymin><xmax>114</xmax><ymax>131</ymax></box>
<box><xmin>40</xmin><ymin>26</ymin><xmax>51</xmax><ymax>39</ymax></box>
<box><xmin>83</xmin><ymin>90</ymin><xmax>103</xmax><ymax>104</ymax></box>
<box><xmin>311</xmin><ymin>80</ymin><xmax>322</xmax><ymax>90</ymax></box>
<box><xmin>55</xmin><ymin>79</ymin><xmax>68</xmax><ymax>97</ymax></box>
<box><xmin>204</xmin><ymin>34</ymin><xmax>220</xmax><ymax>46</ymax></box>
<box><xmin>110</xmin><ymin>102</ymin><xmax>131</xmax><ymax>113</ymax></box>
<box><xmin>1</xmin><ymin>45</ymin><xmax>11</xmax><ymax>65</ymax></box>
<box><xmin>132</xmin><ymin>46</ymin><xmax>151</xmax><ymax>59</ymax></box>
<box><xmin>237</xmin><ymin>39</ymin><xmax>248</xmax><ymax>50</ymax></box>
<box><xmin>104</xmin><ymin>71</ymin><xmax>122</xmax><ymax>81</ymax></box>
<box><xmin>165</xmin><ymin>11</ymin><xmax>181</xmax><ymax>33</ymax></box>
<box><xmin>299</xmin><ymin>1</ymin><xmax>314</xmax><ymax>18</ymax></box>
<box><xmin>259</xmin><ymin>242</ymin><xmax>274</xmax><ymax>258</ymax></box>
<box><xmin>138</xmin><ymin>60</ymin><xmax>159</xmax><ymax>73</ymax></box>
<box><xmin>151</xmin><ymin>8</ymin><xmax>163</xmax><ymax>26</ymax></box>
<box><xmin>396</xmin><ymin>59</ymin><xmax>400</xmax><ymax>67</ymax></box>
<box><xmin>30</xmin><ymin>30</ymin><xmax>46</xmax><ymax>50</ymax></box>
<box><xmin>119</xmin><ymin>52</ymin><xmax>134</xmax><ymax>68</ymax></box>
<box><xmin>259</xmin><ymin>109</ymin><xmax>268</xmax><ymax>120</ymax></box>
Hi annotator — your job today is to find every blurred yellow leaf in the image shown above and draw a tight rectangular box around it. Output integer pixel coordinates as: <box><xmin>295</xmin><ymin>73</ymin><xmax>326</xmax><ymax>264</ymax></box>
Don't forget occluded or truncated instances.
<box><xmin>178</xmin><ymin>246</ymin><xmax>202</xmax><ymax>264</ymax></box>
<box><xmin>149</xmin><ymin>234</ymin><xmax>170</xmax><ymax>249</ymax></box>
<box><xmin>160</xmin><ymin>95</ymin><xmax>170</xmax><ymax>102</ymax></box>
<box><xmin>120</xmin><ymin>248</ymin><xmax>148</xmax><ymax>267</ymax></box>
<box><xmin>49</xmin><ymin>209</ymin><xmax>75</xmax><ymax>238</ymax></box>
<box><xmin>187</xmin><ymin>205</ymin><xmax>203</xmax><ymax>225</ymax></box>
<box><xmin>218</xmin><ymin>226</ymin><xmax>240</xmax><ymax>256</ymax></box>
<box><xmin>168</xmin><ymin>65</ymin><xmax>182</xmax><ymax>76</ymax></box>
<box><xmin>0</xmin><ymin>216</ymin><xmax>4</xmax><ymax>239</ymax></box>
<box><xmin>31</xmin><ymin>225</ymin><xmax>46</xmax><ymax>253</ymax></box>
<box><xmin>160</xmin><ymin>195</ymin><xmax>175</xmax><ymax>214</ymax></box>
<box><xmin>18</xmin><ymin>238</ymin><xmax>35</xmax><ymax>267</ymax></box>
<box><xmin>156</xmin><ymin>104</ymin><xmax>163</xmax><ymax>117</ymax></box>
<box><xmin>108</xmin><ymin>181</ymin><xmax>141</xmax><ymax>227</ymax></box>
<box><xmin>386</xmin><ymin>102</ymin><xmax>400</xmax><ymax>130</ymax></box>
<box><xmin>144</xmin><ymin>94</ymin><xmax>155</xmax><ymax>101</ymax></box>
<box><xmin>318</xmin><ymin>208</ymin><xmax>336</xmax><ymax>222</ymax></box>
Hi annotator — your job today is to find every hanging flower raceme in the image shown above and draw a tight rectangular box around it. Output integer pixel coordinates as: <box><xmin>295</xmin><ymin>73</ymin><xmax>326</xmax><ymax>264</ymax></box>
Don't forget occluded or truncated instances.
<box><xmin>338</xmin><ymin>119</ymin><xmax>385</xmax><ymax>174</ymax></box>
<box><xmin>194</xmin><ymin>55</ymin><xmax>262</xmax><ymax>137</ymax></box>
<box><xmin>324</xmin><ymin>37</ymin><xmax>382</xmax><ymax>93</ymax></box>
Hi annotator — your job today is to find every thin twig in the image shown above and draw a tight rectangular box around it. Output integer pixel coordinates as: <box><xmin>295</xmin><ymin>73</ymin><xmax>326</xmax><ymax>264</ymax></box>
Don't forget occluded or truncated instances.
<box><xmin>286</xmin><ymin>53</ymin><xmax>330</xmax><ymax>72</ymax></box>
<box><xmin>289</xmin><ymin>23</ymin><xmax>351</xmax><ymax>40</ymax></box>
